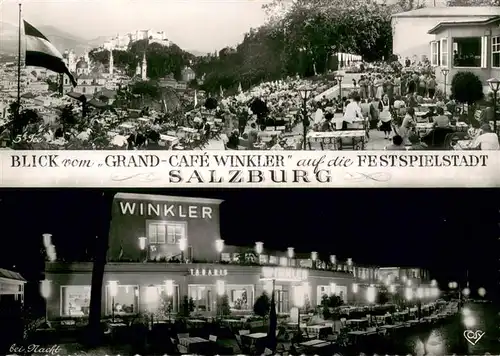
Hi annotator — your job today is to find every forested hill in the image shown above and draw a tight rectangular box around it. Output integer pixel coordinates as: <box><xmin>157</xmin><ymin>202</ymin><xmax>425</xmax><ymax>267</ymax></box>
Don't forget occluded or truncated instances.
<box><xmin>88</xmin><ymin>39</ymin><xmax>196</xmax><ymax>81</ymax></box>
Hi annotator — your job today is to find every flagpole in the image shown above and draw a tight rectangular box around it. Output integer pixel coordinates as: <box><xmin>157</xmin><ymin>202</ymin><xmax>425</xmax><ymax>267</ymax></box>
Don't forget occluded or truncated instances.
<box><xmin>16</xmin><ymin>2</ymin><xmax>22</xmax><ymax>117</ymax></box>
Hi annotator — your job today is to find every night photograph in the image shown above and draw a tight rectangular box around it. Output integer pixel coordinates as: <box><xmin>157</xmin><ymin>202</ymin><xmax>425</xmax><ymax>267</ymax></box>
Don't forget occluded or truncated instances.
<box><xmin>0</xmin><ymin>189</ymin><xmax>498</xmax><ymax>356</ymax></box>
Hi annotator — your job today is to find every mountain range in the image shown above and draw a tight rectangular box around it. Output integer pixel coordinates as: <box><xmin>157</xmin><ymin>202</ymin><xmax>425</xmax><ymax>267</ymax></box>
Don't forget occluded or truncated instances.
<box><xmin>0</xmin><ymin>22</ymin><xmax>207</xmax><ymax>58</ymax></box>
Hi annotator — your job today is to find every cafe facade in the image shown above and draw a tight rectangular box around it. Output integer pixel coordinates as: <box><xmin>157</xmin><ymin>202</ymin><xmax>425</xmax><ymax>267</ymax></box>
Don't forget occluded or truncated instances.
<box><xmin>44</xmin><ymin>193</ymin><xmax>433</xmax><ymax>321</ymax></box>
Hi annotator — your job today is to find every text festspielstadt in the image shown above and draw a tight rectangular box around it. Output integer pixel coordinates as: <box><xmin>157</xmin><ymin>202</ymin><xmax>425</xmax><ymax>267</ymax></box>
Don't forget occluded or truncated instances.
<box><xmin>357</xmin><ymin>154</ymin><xmax>489</xmax><ymax>167</ymax></box>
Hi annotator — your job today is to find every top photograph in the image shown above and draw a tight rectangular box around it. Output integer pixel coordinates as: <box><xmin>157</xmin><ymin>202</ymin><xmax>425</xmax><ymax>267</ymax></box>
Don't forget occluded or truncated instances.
<box><xmin>0</xmin><ymin>0</ymin><xmax>499</xmax><ymax>151</ymax></box>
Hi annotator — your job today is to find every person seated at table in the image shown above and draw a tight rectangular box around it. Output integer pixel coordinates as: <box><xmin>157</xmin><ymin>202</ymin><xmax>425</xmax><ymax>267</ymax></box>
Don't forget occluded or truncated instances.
<box><xmin>421</xmin><ymin>106</ymin><xmax>435</xmax><ymax>121</ymax></box>
<box><xmin>399</xmin><ymin>107</ymin><xmax>416</xmax><ymax>145</ymax></box>
<box><xmin>433</xmin><ymin>106</ymin><xmax>450</xmax><ymax>128</ymax></box>
<box><xmin>479</xmin><ymin>103</ymin><xmax>495</xmax><ymax>125</ymax></box>
<box><xmin>471</xmin><ymin>124</ymin><xmax>500</xmax><ymax>150</ymax></box>
<box><xmin>385</xmin><ymin>135</ymin><xmax>406</xmax><ymax>150</ymax></box>
<box><xmin>421</xmin><ymin>125</ymin><xmax>454</xmax><ymax>148</ymax></box>
<box><xmin>342</xmin><ymin>94</ymin><xmax>362</xmax><ymax>130</ymax></box>
<box><xmin>408</xmin><ymin>134</ymin><xmax>428</xmax><ymax>150</ymax></box>
<box><xmin>202</xmin><ymin>118</ymin><xmax>211</xmax><ymax>138</ymax></box>
<box><xmin>226</xmin><ymin>129</ymin><xmax>240</xmax><ymax>149</ymax></box>
<box><xmin>248</xmin><ymin>123</ymin><xmax>259</xmax><ymax>149</ymax></box>
<box><xmin>321</xmin><ymin>113</ymin><xmax>334</xmax><ymax>132</ymax></box>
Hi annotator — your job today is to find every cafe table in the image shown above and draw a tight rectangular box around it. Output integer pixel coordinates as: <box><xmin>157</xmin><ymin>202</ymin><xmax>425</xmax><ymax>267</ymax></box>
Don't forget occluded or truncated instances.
<box><xmin>306</xmin><ymin>324</ymin><xmax>332</xmax><ymax>337</ymax></box>
<box><xmin>178</xmin><ymin>337</ymin><xmax>209</xmax><ymax>353</ymax></box>
<box><xmin>300</xmin><ymin>339</ymin><xmax>331</xmax><ymax>349</ymax></box>
<box><xmin>307</xmin><ymin>130</ymin><xmax>367</xmax><ymax>150</ymax></box>
<box><xmin>159</xmin><ymin>134</ymin><xmax>179</xmax><ymax>147</ymax></box>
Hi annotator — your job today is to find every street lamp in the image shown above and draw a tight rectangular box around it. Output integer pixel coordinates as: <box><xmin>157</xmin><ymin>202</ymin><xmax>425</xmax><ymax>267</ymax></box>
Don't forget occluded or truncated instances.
<box><xmin>40</xmin><ymin>279</ymin><xmax>51</xmax><ymax>324</ymax></box>
<box><xmin>179</xmin><ymin>237</ymin><xmax>187</xmax><ymax>262</ymax></box>
<box><xmin>165</xmin><ymin>279</ymin><xmax>174</xmax><ymax>321</ymax></box>
<box><xmin>462</xmin><ymin>287</ymin><xmax>470</xmax><ymax>297</ymax></box>
<box><xmin>294</xmin><ymin>282</ymin><xmax>306</xmax><ymax>335</ymax></box>
<box><xmin>335</xmin><ymin>73</ymin><xmax>344</xmax><ymax>102</ymax></box>
<box><xmin>330</xmin><ymin>255</ymin><xmax>336</xmax><ymax>268</ymax></box>
<box><xmin>216</xmin><ymin>280</ymin><xmax>225</xmax><ymax>320</ymax></box>
<box><xmin>297</xmin><ymin>86</ymin><xmax>313</xmax><ymax>150</ymax></box>
<box><xmin>352</xmin><ymin>283</ymin><xmax>358</xmax><ymax>305</ymax></box>
<box><xmin>215</xmin><ymin>239</ymin><xmax>224</xmax><ymax>262</ymax></box>
<box><xmin>145</xmin><ymin>284</ymin><xmax>159</xmax><ymax>328</ymax></box>
<box><xmin>487</xmin><ymin>77</ymin><xmax>500</xmax><ymax>132</ymax></box>
<box><xmin>431</xmin><ymin>279</ymin><xmax>437</xmax><ymax>287</ymax></box>
<box><xmin>108</xmin><ymin>280</ymin><xmax>119</xmax><ymax>323</ymax></box>
<box><xmin>311</xmin><ymin>251</ymin><xmax>318</xmax><ymax>268</ymax></box>
<box><xmin>366</xmin><ymin>285</ymin><xmax>377</xmax><ymax>325</ymax></box>
<box><xmin>255</xmin><ymin>241</ymin><xmax>263</xmax><ymax>264</ymax></box>
<box><xmin>138</xmin><ymin>236</ymin><xmax>147</xmax><ymax>262</ymax></box>
<box><xmin>441</xmin><ymin>68</ymin><xmax>449</xmax><ymax>98</ymax></box>
<box><xmin>478</xmin><ymin>287</ymin><xmax>486</xmax><ymax>297</ymax></box>
<box><xmin>287</xmin><ymin>247</ymin><xmax>294</xmax><ymax>267</ymax></box>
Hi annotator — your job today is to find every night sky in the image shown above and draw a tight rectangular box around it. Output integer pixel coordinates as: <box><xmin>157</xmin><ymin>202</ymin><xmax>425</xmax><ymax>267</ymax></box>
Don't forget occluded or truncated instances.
<box><xmin>0</xmin><ymin>189</ymin><xmax>497</xmax><ymax>299</ymax></box>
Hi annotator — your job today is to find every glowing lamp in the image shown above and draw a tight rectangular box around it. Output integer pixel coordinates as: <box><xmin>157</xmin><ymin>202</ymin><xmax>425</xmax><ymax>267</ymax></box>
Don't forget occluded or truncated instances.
<box><xmin>330</xmin><ymin>283</ymin><xmax>337</xmax><ymax>295</ymax></box>
<box><xmin>108</xmin><ymin>280</ymin><xmax>119</xmax><ymax>298</ymax></box>
<box><xmin>311</xmin><ymin>251</ymin><xmax>318</xmax><ymax>261</ymax></box>
<box><xmin>298</xmin><ymin>86</ymin><xmax>314</xmax><ymax>100</ymax></box>
<box><xmin>40</xmin><ymin>279</ymin><xmax>51</xmax><ymax>299</ymax></box>
<box><xmin>42</xmin><ymin>233</ymin><xmax>52</xmax><ymax>249</ymax></box>
<box><xmin>216</xmin><ymin>280</ymin><xmax>225</xmax><ymax>296</ymax></box>
<box><xmin>405</xmin><ymin>287</ymin><xmax>413</xmax><ymax>301</ymax></box>
<box><xmin>366</xmin><ymin>285</ymin><xmax>376</xmax><ymax>303</ymax></box>
<box><xmin>488</xmin><ymin>77</ymin><xmax>500</xmax><ymax>92</ymax></box>
<box><xmin>165</xmin><ymin>279</ymin><xmax>174</xmax><ymax>297</ymax></box>
<box><xmin>463</xmin><ymin>315</ymin><xmax>476</xmax><ymax>328</ymax></box>
<box><xmin>138</xmin><ymin>237</ymin><xmax>147</xmax><ymax>250</ymax></box>
<box><xmin>255</xmin><ymin>241</ymin><xmax>264</xmax><ymax>255</ymax></box>
<box><xmin>287</xmin><ymin>247</ymin><xmax>294</xmax><ymax>259</ymax></box>
<box><xmin>406</xmin><ymin>279</ymin><xmax>412</xmax><ymax>287</ymax></box>
<box><xmin>430</xmin><ymin>279</ymin><xmax>437</xmax><ymax>287</ymax></box>
<box><xmin>352</xmin><ymin>283</ymin><xmax>358</xmax><ymax>294</ymax></box>
<box><xmin>330</xmin><ymin>255</ymin><xmax>336</xmax><ymax>264</ymax></box>
<box><xmin>347</xmin><ymin>258</ymin><xmax>353</xmax><ymax>266</ymax></box>
<box><xmin>478</xmin><ymin>287</ymin><xmax>486</xmax><ymax>297</ymax></box>
<box><xmin>417</xmin><ymin>287</ymin><xmax>424</xmax><ymax>299</ymax></box>
<box><xmin>294</xmin><ymin>284</ymin><xmax>305</xmax><ymax>308</ymax></box>
<box><xmin>179</xmin><ymin>237</ymin><xmax>187</xmax><ymax>252</ymax></box>
<box><xmin>389</xmin><ymin>284</ymin><xmax>396</xmax><ymax>294</ymax></box>
<box><xmin>463</xmin><ymin>287</ymin><xmax>470</xmax><ymax>297</ymax></box>
<box><xmin>215</xmin><ymin>239</ymin><xmax>224</xmax><ymax>253</ymax></box>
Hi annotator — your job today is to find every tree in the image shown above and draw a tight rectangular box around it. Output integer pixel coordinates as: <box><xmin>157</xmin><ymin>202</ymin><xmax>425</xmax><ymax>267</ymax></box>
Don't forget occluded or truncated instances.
<box><xmin>179</xmin><ymin>296</ymin><xmax>195</xmax><ymax>318</ymax></box>
<box><xmin>59</xmin><ymin>104</ymin><xmax>78</xmax><ymax>132</ymax></box>
<box><xmin>8</xmin><ymin>103</ymin><xmax>42</xmax><ymax>138</ymax></box>
<box><xmin>254</xmin><ymin>293</ymin><xmax>271</xmax><ymax>317</ymax></box>
<box><xmin>451</xmin><ymin>71</ymin><xmax>484</xmax><ymax>121</ymax></box>
<box><xmin>217</xmin><ymin>294</ymin><xmax>231</xmax><ymax>317</ymax></box>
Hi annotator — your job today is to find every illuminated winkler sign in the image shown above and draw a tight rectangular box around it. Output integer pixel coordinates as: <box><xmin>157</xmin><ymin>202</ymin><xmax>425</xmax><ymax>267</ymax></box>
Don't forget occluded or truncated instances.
<box><xmin>261</xmin><ymin>267</ymin><xmax>309</xmax><ymax>282</ymax></box>
<box><xmin>119</xmin><ymin>201</ymin><xmax>213</xmax><ymax>219</ymax></box>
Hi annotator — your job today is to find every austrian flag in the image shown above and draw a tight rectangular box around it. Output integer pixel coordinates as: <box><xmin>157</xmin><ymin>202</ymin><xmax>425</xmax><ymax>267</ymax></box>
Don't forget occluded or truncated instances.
<box><xmin>23</xmin><ymin>20</ymin><xmax>77</xmax><ymax>87</ymax></box>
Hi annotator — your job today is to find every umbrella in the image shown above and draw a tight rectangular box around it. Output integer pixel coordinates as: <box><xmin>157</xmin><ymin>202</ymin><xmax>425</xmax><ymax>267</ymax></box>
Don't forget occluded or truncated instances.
<box><xmin>266</xmin><ymin>280</ymin><xmax>277</xmax><ymax>353</ymax></box>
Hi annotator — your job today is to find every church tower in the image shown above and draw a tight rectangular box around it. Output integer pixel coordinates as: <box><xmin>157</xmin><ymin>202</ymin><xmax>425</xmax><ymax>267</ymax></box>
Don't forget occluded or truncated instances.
<box><xmin>109</xmin><ymin>50</ymin><xmax>114</xmax><ymax>76</ymax></box>
<box><xmin>141</xmin><ymin>53</ymin><xmax>147</xmax><ymax>80</ymax></box>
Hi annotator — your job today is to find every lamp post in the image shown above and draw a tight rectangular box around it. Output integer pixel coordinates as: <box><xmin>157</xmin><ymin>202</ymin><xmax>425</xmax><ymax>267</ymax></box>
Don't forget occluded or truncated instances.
<box><xmin>40</xmin><ymin>279</ymin><xmax>51</xmax><ymax>324</ymax></box>
<box><xmin>352</xmin><ymin>283</ymin><xmax>358</xmax><ymax>306</ymax></box>
<box><xmin>330</xmin><ymin>255</ymin><xmax>336</xmax><ymax>270</ymax></box>
<box><xmin>138</xmin><ymin>237</ymin><xmax>147</xmax><ymax>262</ymax></box>
<box><xmin>404</xmin><ymin>287</ymin><xmax>413</xmax><ymax>319</ymax></box>
<box><xmin>108</xmin><ymin>280</ymin><xmax>119</xmax><ymax>323</ymax></box>
<box><xmin>216</xmin><ymin>280</ymin><xmax>225</xmax><ymax>320</ymax></box>
<box><xmin>179</xmin><ymin>237</ymin><xmax>187</xmax><ymax>262</ymax></box>
<box><xmin>310</xmin><ymin>251</ymin><xmax>318</xmax><ymax>269</ymax></box>
<box><xmin>165</xmin><ymin>279</ymin><xmax>174</xmax><ymax>322</ymax></box>
<box><xmin>215</xmin><ymin>239</ymin><xmax>224</xmax><ymax>262</ymax></box>
<box><xmin>366</xmin><ymin>285</ymin><xmax>377</xmax><ymax>325</ymax></box>
<box><xmin>487</xmin><ymin>78</ymin><xmax>500</xmax><ymax>132</ymax></box>
<box><xmin>255</xmin><ymin>241</ymin><xmax>263</xmax><ymax>264</ymax></box>
<box><xmin>335</xmin><ymin>73</ymin><xmax>344</xmax><ymax>102</ymax></box>
<box><xmin>441</xmin><ymin>68</ymin><xmax>449</xmax><ymax>98</ymax></box>
<box><xmin>287</xmin><ymin>247</ymin><xmax>294</xmax><ymax>267</ymax></box>
<box><xmin>298</xmin><ymin>86</ymin><xmax>313</xmax><ymax>150</ymax></box>
<box><xmin>294</xmin><ymin>282</ymin><xmax>306</xmax><ymax>337</ymax></box>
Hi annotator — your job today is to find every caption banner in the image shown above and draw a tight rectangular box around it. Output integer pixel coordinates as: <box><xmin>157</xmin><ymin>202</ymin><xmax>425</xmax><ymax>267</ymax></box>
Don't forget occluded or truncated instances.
<box><xmin>0</xmin><ymin>151</ymin><xmax>499</xmax><ymax>187</ymax></box>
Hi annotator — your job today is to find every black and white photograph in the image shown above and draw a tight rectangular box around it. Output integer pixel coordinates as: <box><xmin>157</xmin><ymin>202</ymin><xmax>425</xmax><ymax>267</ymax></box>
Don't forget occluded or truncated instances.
<box><xmin>0</xmin><ymin>0</ymin><xmax>500</xmax><ymax>151</ymax></box>
<box><xmin>0</xmin><ymin>189</ymin><xmax>498</xmax><ymax>356</ymax></box>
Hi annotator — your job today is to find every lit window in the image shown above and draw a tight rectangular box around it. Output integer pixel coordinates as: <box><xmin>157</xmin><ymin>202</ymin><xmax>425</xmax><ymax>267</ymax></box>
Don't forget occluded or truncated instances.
<box><xmin>61</xmin><ymin>286</ymin><xmax>91</xmax><ymax>317</ymax></box>
<box><xmin>147</xmin><ymin>221</ymin><xmax>186</xmax><ymax>244</ymax></box>
<box><xmin>452</xmin><ymin>37</ymin><xmax>482</xmax><ymax>68</ymax></box>
<box><xmin>492</xmin><ymin>36</ymin><xmax>500</xmax><ymax>68</ymax></box>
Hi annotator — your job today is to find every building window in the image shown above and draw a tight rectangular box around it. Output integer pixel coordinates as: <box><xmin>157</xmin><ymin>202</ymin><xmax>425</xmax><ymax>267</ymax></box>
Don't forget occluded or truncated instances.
<box><xmin>453</xmin><ymin>37</ymin><xmax>482</xmax><ymax>67</ymax></box>
<box><xmin>317</xmin><ymin>286</ymin><xmax>329</xmax><ymax>306</ymax></box>
<box><xmin>269</xmin><ymin>256</ymin><xmax>278</xmax><ymax>264</ymax></box>
<box><xmin>492</xmin><ymin>36</ymin><xmax>500</xmax><ymax>68</ymax></box>
<box><xmin>440</xmin><ymin>38</ymin><xmax>448</xmax><ymax>67</ymax></box>
<box><xmin>188</xmin><ymin>285</ymin><xmax>213</xmax><ymax>312</ymax></box>
<box><xmin>82</xmin><ymin>87</ymin><xmax>86</xmax><ymax>93</ymax></box>
<box><xmin>431</xmin><ymin>41</ymin><xmax>439</xmax><ymax>66</ymax></box>
<box><xmin>279</xmin><ymin>257</ymin><xmax>288</xmax><ymax>266</ymax></box>
<box><xmin>221</xmin><ymin>253</ymin><xmax>231</xmax><ymax>262</ymax></box>
<box><xmin>61</xmin><ymin>286</ymin><xmax>91</xmax><ymax>317</ymax></box>
<box><xmin>147</xmin><ymin>221</ymin><xmax>186</xmax><ymax>244</ymax></box>
<box><xmin>106</xmin><ymin>285</ymin><xmax>139</xmax><ymax>315</ymax></box>
<box><xmin>259</xmin><ymin>254</ymin><xmax>268</xmax><ymax>264</ymax></box>
<box><xmin>227</xmin><ymin>285</ymin><xmax>253</xmax><ymax>310</ymax></box>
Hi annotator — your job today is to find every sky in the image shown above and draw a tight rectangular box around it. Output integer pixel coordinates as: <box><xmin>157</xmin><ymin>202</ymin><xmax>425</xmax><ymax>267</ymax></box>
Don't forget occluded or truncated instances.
<box><xmin>0</xmin><ymin>188</ymin><xmax>497</xmax><ymax>298</ymax></box>
<box><xmin>0</xmin><ymin>0</ymin><xmax>272</xmax><ymax>52</ymax></box>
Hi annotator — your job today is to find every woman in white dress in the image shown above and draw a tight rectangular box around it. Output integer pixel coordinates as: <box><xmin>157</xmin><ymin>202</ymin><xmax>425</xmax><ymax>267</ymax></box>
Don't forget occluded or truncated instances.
<box><xmin>378</xmin><ymin>94</ymin><xmax>393</xmax><ymax>139</ymax></box>
<box><xmin>375</xmin><ymin>75</ymin><xmax>384</xmax><ymax>100</ymax></box>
